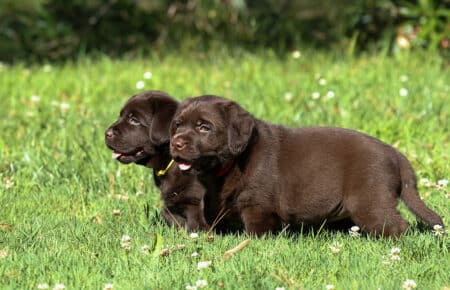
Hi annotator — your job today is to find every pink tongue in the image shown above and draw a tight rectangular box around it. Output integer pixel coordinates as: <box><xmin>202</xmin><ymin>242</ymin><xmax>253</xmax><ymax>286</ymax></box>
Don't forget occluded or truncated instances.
<box><xmin>178</xmin><ymin>162</ymin><xmax>192</xmax><ymax>171</ymax></box>
<box><xmin>112</xmin><ymin>152</ymin><xmax>122</xmax><ymax>159</ymax></box>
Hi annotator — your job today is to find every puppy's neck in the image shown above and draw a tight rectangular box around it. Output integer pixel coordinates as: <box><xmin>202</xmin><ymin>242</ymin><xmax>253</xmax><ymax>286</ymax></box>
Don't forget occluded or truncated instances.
<box><xmin>142</xmin><ymin>144</ymin><xmax>172</xmax><ymax>171</ymax></box>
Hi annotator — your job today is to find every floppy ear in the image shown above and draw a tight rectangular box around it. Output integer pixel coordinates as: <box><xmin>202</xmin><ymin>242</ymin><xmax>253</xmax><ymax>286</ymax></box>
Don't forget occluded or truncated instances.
<box><xmin>148</xmin><ymin>93</ymin><xmax>179</xmax><ymax>145</ymax></box>
<box><xmin>226</xmin><ymin>102</ymin><xmax>255</xmax><ymax>156</ymax></box>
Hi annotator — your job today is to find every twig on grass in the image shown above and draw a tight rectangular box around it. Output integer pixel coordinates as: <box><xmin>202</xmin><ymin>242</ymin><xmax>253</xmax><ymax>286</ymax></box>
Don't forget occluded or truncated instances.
<box><xmin>223</xmin><ymin>239</ymin><xmax>250</xmax><ymax>260</ymax></box>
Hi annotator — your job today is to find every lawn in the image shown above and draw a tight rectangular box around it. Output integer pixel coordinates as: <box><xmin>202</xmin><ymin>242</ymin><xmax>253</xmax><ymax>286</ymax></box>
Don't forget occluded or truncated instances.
<box><xmin>0</xmin><ymin>50</ymin><xmax>449</xmax><ymax>289</ymax></box>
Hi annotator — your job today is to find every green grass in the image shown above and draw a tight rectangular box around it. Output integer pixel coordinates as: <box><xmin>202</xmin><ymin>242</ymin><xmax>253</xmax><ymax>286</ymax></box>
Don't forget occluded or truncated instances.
<box><xmin>0</xmin><ymin>50</ymin><xmax>449</xmax><ymax>289</ymax></box>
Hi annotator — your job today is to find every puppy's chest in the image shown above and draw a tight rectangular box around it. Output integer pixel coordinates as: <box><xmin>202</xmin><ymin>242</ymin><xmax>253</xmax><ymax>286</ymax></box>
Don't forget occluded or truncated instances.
<box><xmin>159</xmin><ymin>179</ymin><xmax>190</xmax><ymax>203</ymax></box>
<box><xmin>158</xmin><ymin>172</ymin><xmax>203</xmax><ymax>206</ymax></box>
<box><xmin>219</xmin><ymin>171</ymin><xmax>250</xmax><ymax>214</ymax></box>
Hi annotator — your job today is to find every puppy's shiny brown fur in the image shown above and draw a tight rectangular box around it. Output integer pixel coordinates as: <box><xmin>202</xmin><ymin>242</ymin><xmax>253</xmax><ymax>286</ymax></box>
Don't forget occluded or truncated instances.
<box><xmin>105</xmin><ymin>91</ymin><xmax>208</xmax><ymax>230</ymax></box>
<box><xmin>170</xmin><ymin>95</ymin><xmax>443</xmax><ymax>237</ymax></box>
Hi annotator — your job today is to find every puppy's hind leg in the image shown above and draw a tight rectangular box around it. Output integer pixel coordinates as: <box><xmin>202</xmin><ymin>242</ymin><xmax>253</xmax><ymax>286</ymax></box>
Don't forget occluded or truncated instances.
<box><xmin>185</xmin><ymin>203</ymin><xmax>210</xmax><ymax>231</ymax></box>
<box><xmin>345</xmin><ymin>186</ymin><xmax>409</xmax><ymax>238</ymax></box>
<box><xmin>241</xmin><ymin>207</ymin><xmax>282</xmax><ymax>237</ymax></box>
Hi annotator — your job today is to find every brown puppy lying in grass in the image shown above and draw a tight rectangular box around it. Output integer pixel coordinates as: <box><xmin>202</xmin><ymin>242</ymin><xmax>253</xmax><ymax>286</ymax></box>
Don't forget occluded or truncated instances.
<box><xmin>169</xmin><ymin>95</ymin><xmax>444</xmax><ymax>237</ymax></box>
<box><xmin>105</xmin><ymin>91</ymin><xmax>208</xmax><ymax>231</ymax></box>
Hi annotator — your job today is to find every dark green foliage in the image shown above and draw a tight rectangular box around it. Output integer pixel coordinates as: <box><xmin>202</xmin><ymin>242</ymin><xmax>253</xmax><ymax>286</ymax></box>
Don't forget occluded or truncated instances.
<box><xmin>397</xmin><ymin>0</ymin><xmax>450</xmax><ymax>49</ymax></box>
<box><xmin>0</xmin><ymin>0</ymin><xmax>448</xmax><ymax>61</ymax></box>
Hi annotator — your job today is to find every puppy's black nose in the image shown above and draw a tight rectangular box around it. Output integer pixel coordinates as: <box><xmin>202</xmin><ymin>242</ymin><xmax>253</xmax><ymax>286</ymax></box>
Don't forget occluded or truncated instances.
<box><xmin>173</xmin><ymin>139</ymin><xmax>187</xmax><ymax>151</ymax></box>
<box><xmin>105</xmin><ymin>129</ymin><xmax>114</xmax><ymax>139</ymax></box>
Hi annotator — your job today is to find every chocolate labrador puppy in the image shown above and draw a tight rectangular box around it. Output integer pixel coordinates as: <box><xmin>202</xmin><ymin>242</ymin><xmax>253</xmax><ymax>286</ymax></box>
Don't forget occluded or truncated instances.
<box><xmin>105</xmin><ymin>91</ymin><xmax>208</xmax><ymax>231</ymax></box>
<box><xmin>170</xmin><ymin>95</ymin><xmax>444</xmax><ymax>237</ymax></box>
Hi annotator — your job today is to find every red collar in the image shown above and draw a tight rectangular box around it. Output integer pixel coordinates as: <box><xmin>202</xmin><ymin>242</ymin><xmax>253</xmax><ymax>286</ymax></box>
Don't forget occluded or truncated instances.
<box><xmin>217</xmin><ymin>160</ymin><xmax>235</xmax><ymax>176</ymax></box>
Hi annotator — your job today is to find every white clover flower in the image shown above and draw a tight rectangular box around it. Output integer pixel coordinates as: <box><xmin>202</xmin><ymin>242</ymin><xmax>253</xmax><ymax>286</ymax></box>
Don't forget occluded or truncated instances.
<box><xmin>292</xmin><ymin>50</ymin><xmax>301</xmax><ymax>59</ymax></box>
<box><xmin>396</xmin><ymin>35</ymin><xmax>411</xmax><ymax>49</ymax></box>
<box><xmin>432</xmin><ymin>224</ymin><xmax>447</xmax><ymax>236</ymax></box>
<box><xmin>437</xmin><ymin>179</ymin><xmax>448</xmax><ymax>189</ymax></box>
<box><xmin>120</xmin><ymin>235</ymin><xmax>131</xmax><ymax>250</ymax></box>
<box><xmin>60</xmin><ymin>102</ymin><xmax>70</xmax><ymax>111</ymax></box>
<box><xmin>197</xmin><ymin>260</ymin><xmax>212</xmax><ymax>270</ymax></box>
<box><xmin>349</xmin><ymin>226</ymin><xmax>361</xmax><ymax>237</ymax></box>
<box><xmin>329</xmin><ymin>241</ymin><xmax>342</xmax><ymax>255</ymax></box>
<box><xmin>284</xmin><ymin>92</ymin><xmax>293</xmax><ymax>102</ymax></box>
<box><xmin>319</xmin><ymin>78</ymin><xmax>327</xmax><ymax>86</ymax></box>
<box><xmin>326</xmin><ymin>284</ymin><xmax>335</xmax><ymax>290</ymax></box>
<box><xmin>326</xmin><ymin>91</ymin><xmax>335</xmax><ymax>99</ymax></box>
<box><xmin>350</xmin><ymin>225</ymin><xmax>360</xmax><ymax>232</ymax></box>
<box><xmin>136</xmin><ymin>80</ymin><xmax>145</xmax><ymax>89</ymax></box>
<box><xmin>400</xmin><ymin>75</ymin><xmax>409</xmax><ymax>82</ymax></box>
<box><xmin>0</xmin><ymin>250</ymin><xmax>9</xmax><ymax>258</ymax></box>
<box><xmin>438</xmin><ymin>179</ymin><xmax>449</xmax><ymax>186</ymax></box>
<box><xmin>191</xmin><ymin>251</ymin><xmax>199</xmax><ymax>257</ymax></box>
<box><xmin>388</xmin><ymin>247</ymin><xmax>401</xmax><ymax>261</ymax></box>
<box><xmin>43</xmin><ymin>64</ymin><xmax>52</xmax><ymax>72</ymax></box>
<box><xmin>30</xmin><ymin>95</ymin><xmax>40</xmax><ymax>102</ymax></box>
<box><xmin>141</xmin><ymin>244</ymin><xmax>150</xmax><ymax>255</ymax></box>
<box><xmin>53</xmin><ymin>284</ymin><xmax>65</xmax><ymax>290</ymax></box>
<box><xmin>399</xmin><ymin>88</ymin><xmax>408</xmax><ymax>97</ymax></box>
<box><xmin>402</xmin><ymin>279</ymin><xmax>417</xmax><ymax>290</ymax></box>
<box><xmin>390</xmin><ymin>247</ymin><xmax>401</xmax><ymax>255</ymax></box>
<box><xmin>37</xmin><ymin>283</ymin><xmax>49</xmax><ymax>289</ymax></box>
<box><xmin>189</xmin><ymin>232</ymin><xmax>199</xmax><ymax>239</ymax></box>
<box><xmin>312</xmin><ymin>92</ymin><xmax>320</xmax><ymax>99</ymax></box>
<box><xmin>419</xmin><ymin>178</ymin><xmax>431</xmax><ymax>187</ymax></box>
<box><xmin>195</xmin><ymin>280</ymin><xmax>207</xmax><ymax>288</ymax></box>
<box><xmin>349</xmin><ymin>226</ymin><xmax>361</xmax><ymax>238</ymax></box>
<box><xmin>4</xmin><ymin>178</ymin><xmax>14</xmax><ymax>189</ymax></box>
<box><xmin>104</xmin><ymin>283</ymin><xmax>114</xmax><ymax>290</ymax></box>
<box><xmin>143</xmin><ymin>71</ymin><xmax>152</xmax><ymax>79</ymax></box>
<box><xmin>390</xmin><ymin>254</ymin><xmax>401</xmax><ymax>261</ymax></box>
<box><xmin>176</xmin><ymin>244</ymin><xmax>186</xmax><ymax>250</ymax></box>
<box><xmin>329</xmin><ymin>246</ymin><xmax>341</xmax><ymax>255</ymax></box>
<box><xmin>108</xmin><ymin>194</ymin><xmax>129</xmax><ymax>201</ymax></box>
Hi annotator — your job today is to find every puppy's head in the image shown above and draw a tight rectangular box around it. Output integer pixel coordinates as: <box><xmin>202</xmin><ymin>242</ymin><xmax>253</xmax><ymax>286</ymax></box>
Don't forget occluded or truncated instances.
<box><xmin>170</xmin><ymin>95</ymin><xmax>254</xmax><ymax>173</ymax></box>
<box><xmin>105</xmin><ymin>91</ymin><xmax>178</xmax><ymax>166</ymax></box>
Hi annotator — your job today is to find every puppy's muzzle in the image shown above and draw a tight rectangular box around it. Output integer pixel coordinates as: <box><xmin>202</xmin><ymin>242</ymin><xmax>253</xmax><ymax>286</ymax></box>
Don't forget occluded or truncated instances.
<box><xmin>171</xmin><ymin>135</ymin><xmax>190</xmax><ymax>153</ymax></box>
<box><xmin>105</xmin><ymin>127</ymin><xmax>118</xmax><ymax>140</ymax></box>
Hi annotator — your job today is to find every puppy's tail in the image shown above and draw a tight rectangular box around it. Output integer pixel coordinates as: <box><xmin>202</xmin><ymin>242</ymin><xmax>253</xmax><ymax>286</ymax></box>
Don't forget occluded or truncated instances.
<box><xmin>397</xmin><ymin>152</ymin><xmax>444</xmax><ymax>226</ymax></box>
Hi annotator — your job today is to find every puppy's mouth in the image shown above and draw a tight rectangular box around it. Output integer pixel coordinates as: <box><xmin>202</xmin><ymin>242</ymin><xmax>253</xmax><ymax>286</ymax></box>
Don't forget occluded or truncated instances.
<box><xmin>111</xmin><ymin>149</ymin><xmax>147</xmax><ymax>164</ymax></box>
<box><xmin>173</xmin><ymin>154</ymin><xmax>224</xmax><ymax>174</ymax></box>
<box><xmin>174</xmin><ymin>157</ymin><xmax>194</xmax><ymax>172</ymax></box>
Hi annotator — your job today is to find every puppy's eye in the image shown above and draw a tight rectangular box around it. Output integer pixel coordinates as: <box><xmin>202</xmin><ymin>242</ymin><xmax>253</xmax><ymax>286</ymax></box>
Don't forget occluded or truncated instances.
<box><xmin>174</xmin><ymin>120</ymin><xmax>182</xmax><ymax>128</ymax></box>
<box><xmin>128</xmin><ymin>116</ymin><xmax>140</xmax><ymax>126</ymax></box>
<box><xmin>197</xmin><ymin>124</ymin><xmax>211</xmax><ymax>133</ymax></box>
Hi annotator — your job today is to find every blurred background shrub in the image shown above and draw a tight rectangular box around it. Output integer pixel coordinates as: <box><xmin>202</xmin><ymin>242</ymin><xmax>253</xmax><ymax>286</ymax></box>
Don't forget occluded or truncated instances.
<box><xmin>0</xmin><ymin>0</ymin><xmax>448</xmax><ymax>61</ymax></box>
